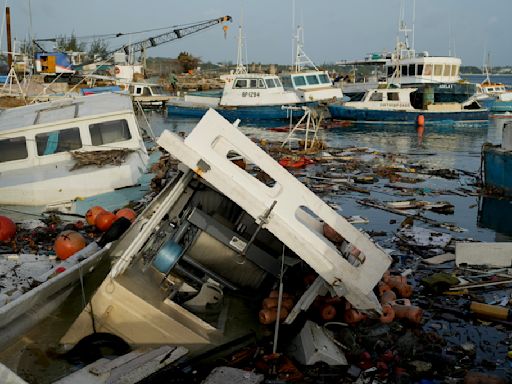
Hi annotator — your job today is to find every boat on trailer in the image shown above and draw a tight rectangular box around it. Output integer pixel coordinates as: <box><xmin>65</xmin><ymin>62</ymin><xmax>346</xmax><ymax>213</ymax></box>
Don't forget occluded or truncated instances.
<box><xmin>60</xmin><ymin>109</ymin><xmax>391</xmax><ymax>355</ymax></box>
<box><xmin>0</xmin><ymin>92</ymin><xmax>149</xmax><ymax>215</ymax></box>
<box><xmin>328</xmin><ymin>87</ymin><xmax>488</xmax><ymax>124</ymax></box>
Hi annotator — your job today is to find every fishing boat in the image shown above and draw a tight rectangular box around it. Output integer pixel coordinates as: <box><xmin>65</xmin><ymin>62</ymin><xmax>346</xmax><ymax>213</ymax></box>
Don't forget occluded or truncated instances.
<box><xmin>475</xmin><ymin>80</ymin><xmax>512</xmax><ymax>113</ymax></box>
<box><xmin>60</xmin><ymin>108</ymin><xmax>391</xmax><ymax>354</ymax></box>
<box><xmin>337</xmin><ymin>1</ymin><xmax>476</xmax><ymax>105</ymax></box>
<box><xmin>0</xmin><ymin>92</ymin><xmax>150</xmax><ymax>215</ymax></box>
<box><xmin>328</xmin><ymin>87</ymin><xmax>488</xmax><ymax>124</ymax></box>
<box><xmin>167</xmin><ymin>26</ymin><xmax>342</xmax><ymax>121</ymax></box>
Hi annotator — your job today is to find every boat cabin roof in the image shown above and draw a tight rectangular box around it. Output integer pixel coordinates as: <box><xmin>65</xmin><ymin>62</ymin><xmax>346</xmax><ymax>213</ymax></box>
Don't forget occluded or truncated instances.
<box><xmin>0</xmin><ymin>93</ymin><xmax>133</xmax><ymax>134</ymax></box>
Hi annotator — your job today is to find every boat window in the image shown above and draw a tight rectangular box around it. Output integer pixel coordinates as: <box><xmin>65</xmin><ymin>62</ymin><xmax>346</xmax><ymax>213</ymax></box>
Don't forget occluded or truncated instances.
<box><xmin>387</xmin><ymin>92</ymin><xmax>399</xmax><ymax>101</ymax></box>
<box><xmin>280</xmin><ymin>76</ymin><xmax>292</xmax><ymax>89</ymax></box>
<box><xmin>417</xmin><ymin>64</ymin><xmax>424</xmax><ymax>76</ymax></box>
<box><xmin>319</xmin><ymin>73</ymin><xmax>331</xmax><ymax>84</ymax></box>
<box><xmin>234</xmin><ymin>79</ymin><xmax>248</xmax><ymax>88</ymax></box>
<box><xmin>89</xmin><ymin>119</ymin><xmax>131</xmax><ymax>146</ymax></box>
<box><xmin>387</xmin><ymin>66</ymin><xmax>395</xmax><ymax>77</ymax></box>
<box><xmin>401</xmin><ymin>65</ymin><xmax>408</xmax><ymax>76</ymax></box>
<box><xmin>370</xmin><ymin>92</ymin><xmax>383</xmax><ymax>101</ymax></box>
<box><xmin>128</xmin><ymin>85</ymin><xmax>135</xmax><ymax>94</ymax></box>
<box><xmin>306</xmin><ymin>75</ymin><xmax>320</xmax><ymax>85</ymax></box>
<box><xmin>257</xmin><ymin>79</ymin><xmax>266</xmax><ymax>88</ymax></box>
<box><xmin>153</xmin><ymin>86</ymin><xmax>165</xmax><ymax>94</ymax></box>
<box><xmin>265</xmin><ymin>78</ymin><xmax>276</xmax><ymax>88</ymax></box>
<box><xmin>434</xmin><ymin>65</ymin><xmax>443</xmax><ymax>76</ymax></box>
<box><xmin>274</xmin><ymin>78</ymin><xmax>283</xmax><ymax>87</ymax></box>
<box><xmin>488</xmin><ymin>87</ymin><xmax>495</xmax><ymax>92</ymax></box>
<box><xmin>249</xmin><ymin>79</ymin><xmax>258</xmax><ymax>88</ymax></box>
<box><xmin>292</xmin><ymin>75</ymin><xmax>307</xmax><ymax>87</ymax></box>
<box><xmin>443</xmin><ymin>65</ymin><xmax>450</xmax><ymax>76</ymax></box>
<box><xmin>408</xmin><ymin>64</ymin><xmax>416</xmax><ymax>76</ymax></box>
<box><xmin>36</xmin><ymin>128</ymin><xmax>82</xmax><ymax>156</ymax></box>
<box><xmin>423</xmin><ymin>64</ymin><xmax>432</xmax><ymax>76</ymax></box>
<box><xmin>0</xmin><ymin>136</ymin><xmax>28</xmax><ymax>163</ymax></box>
<box><xmin>453</xmin><ymin>65</ymin><xmax>459</xmax><ymax>76</ymax></box>
<box><xmin>142</xmin><ymin>87</ymin><xmax>151</xmax><ymax>96</ymax></box>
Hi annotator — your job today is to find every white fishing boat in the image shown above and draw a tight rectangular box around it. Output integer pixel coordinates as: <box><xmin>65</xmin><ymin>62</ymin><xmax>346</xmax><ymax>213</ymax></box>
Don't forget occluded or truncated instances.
<box><xmin>0</xmin><ymin>92</ymin><xmax>150</xmax><ymax>214</ymax></box>
<box><xmin>60</xmin><ymin>109</ymin><xmax>391</xmax><ymax>354</ymax></box>
<box><xmin>168</xmin><ymin>26</ymin><xmax>342</xmax><ymax>121</ymax></box>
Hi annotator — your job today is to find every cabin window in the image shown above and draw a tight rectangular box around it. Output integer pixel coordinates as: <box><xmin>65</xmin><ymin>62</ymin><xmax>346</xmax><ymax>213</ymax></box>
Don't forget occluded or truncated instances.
<box><xmin>401</xmin><ymin>65</ymin><xmax>408</xmax><ymax>76</ymax></box>
<box><xmin>234</xmin><ymin>79</ymin><xmax>248</xmax><ymax>89</ymax></box>
<box><xmin>387</xmin><ymin>66</ymin><xmax>395</xmax><ymax>77</ymax></box>
<box><xmin>306</xmin><ymin>75</ymin><xmax>320</xmax><ymax>85</ymax></box>
<box><xmin>36</xmin><ymin>127</ymin><xmax>82</xmax><ymax>156</ymax></box>
<box><xmin>434</xmin><ymin>65</ymin><xmax>443</xmax><ymax>76</ymax></box>
<box><xmin>319</xmin><ymin>73</ymin><xmax>331</xmax><ymax>84</ymax></box>
<box><xmin>417</xmin><ymin>64</ymin><xmax>424</xmax><ymax>76</ymax></box>
<box><xmin>370</xmin><ymin>92</ymin><xmax>383</xmax><ymax>101</ymax></box>
<box><xmin>280</xmin><ymin>76</ymin><xmax>292</xmax><ymax>88</ymax></box>
<box><xmin>423</xmin><ymin>64</ymin><xmax>432</xmax><ymax>76</ymax></box>
<box><xmin>408</xmin><ymin>64</ymin><xmax>416</xmax><ymax>76</ymax></box>
<box><xmin>257</xmin><ymin>79</ymin><xmax>266</xmax><ymax>88</ymax></box>
<box><xmin>443</xmin><ymin>65</ymin><xmax>450</xmax><ymax>76</ymax></box>
<box><xmin>0</xmin><ymin>136</ymin><xmax>28</xmax><ymax>163</ymax></box>
<box><xmin>452</xmin><ymin>65</ymin><xmax>459</xmax><ymax>76</ymax></box>
<box><xmin>249</xmin><ymin>79</ymin><xmax>258</xmax><ymax>88</ymax></box>
<box><xmin>89</xmin><ymin>119</ymin><xmax>131</xmax><ymax>146</ymax></box>
<box><xmin>292</xmin><ymin>76</ymin><xmax>306</xmax><ymax>87</ymax></box>
<box><xmin>275</xmin><ymin>78</ymin><xmax>283</xmax><ymax>87</ymax></box>
<box><xmin>142</xmin><ymin>87</ymin><xmax>151</xmax><ymax>96</ymax></box>
<box><xmin>387</xmin><ymin>92</ymin><xmax>399</xmax><ymax>101</ymax></box>
<box><xmin>265</xmin><ymin>78</ymin><xmax>276</xmax><ymax>88</ymax></box>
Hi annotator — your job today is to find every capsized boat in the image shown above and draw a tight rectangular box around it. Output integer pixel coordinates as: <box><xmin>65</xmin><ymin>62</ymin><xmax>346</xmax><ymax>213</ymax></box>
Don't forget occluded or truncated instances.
<box><xmin>0</xmin><ymin>93</ymin><xmax>150</xmax><ymax>214</ymax></box>
<box><xmin>60</xmin><ymin>109</ymin><xmax>391</xmax><ymax>353</ymax></box>
<box><xmin>328</xmin><ymin>87</ymin><xmax>488</xmax><ymax>124</ymax></box>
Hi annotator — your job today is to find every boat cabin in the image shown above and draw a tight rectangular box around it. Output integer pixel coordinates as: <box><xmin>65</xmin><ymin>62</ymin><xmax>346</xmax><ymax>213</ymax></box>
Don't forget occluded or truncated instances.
<box><xmin>281</xmin><ymin>70</ymin><xmax>343</xmax><ymax>102</ymax></box>
<box><xmin>385</xmin><ymin>54</ymin><xmax>461</xmax><ymax>85</ymax></box>
<box><xmin>0</xmin><ymin>93</ymin><xmax>149</xmax><ymax>207</ymax></box>
<box><xmin>348</xmin><ymin>88</ymin><xmax>417</xmax><ymax>110</ymax></box>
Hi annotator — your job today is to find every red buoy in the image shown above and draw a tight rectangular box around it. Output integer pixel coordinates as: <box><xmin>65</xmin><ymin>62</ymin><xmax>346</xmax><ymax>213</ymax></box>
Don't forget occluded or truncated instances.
<box><xmin>417</xmin><ymin>114</ymin><xmax>425</xmax><ymax>127</ymax></box>
<box><xmin>95</xmin><ymin>211</ymin><xmax>117</xmax><ymax>232</ymax></box>
<box><xmin>0</xmin><ymin>216</ymin><xmax>16</xmax><ymax>242</ymax></box>
<box><xmin>85</xmin><ymin>206</ymin><xmax>107</xmax><ymax>226</ymax></box>
<box><xmin>115</xmin><ymin>208</ymin><xmax>137</xmax><ymax>223</ymax></box>
<box><xmin>54</xmin><ymin>230</ymin><xmax>86</xmax><ymax>260</ymax></box>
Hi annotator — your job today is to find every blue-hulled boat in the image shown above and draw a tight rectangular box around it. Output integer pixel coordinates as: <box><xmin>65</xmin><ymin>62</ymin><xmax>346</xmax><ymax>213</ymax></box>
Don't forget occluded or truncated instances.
<box><xmin>328</xmin><ymin>87</ymin><xmax>488</xmax><ymax>125</ymax></box>
<box><xmin>167</xmin><ymin>25</ymin><xmax>343</xmax><ymax>122</ymax></box>
<box><xmin>483</xmin><ymin>122</ymin><xmax>512</xmax><ymax>196</ymax></box>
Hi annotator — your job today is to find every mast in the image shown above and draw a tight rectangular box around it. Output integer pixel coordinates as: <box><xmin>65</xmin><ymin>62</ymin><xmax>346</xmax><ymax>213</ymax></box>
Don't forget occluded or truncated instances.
<box><xmin>234</xmin><ymin>24</ymin><xmax>247</xmax><ymax>74</ymax></box>
<box><xmin>292</xmin><ymin>25</ymin><xmax>317</xmax><ymax>72</ymax></box>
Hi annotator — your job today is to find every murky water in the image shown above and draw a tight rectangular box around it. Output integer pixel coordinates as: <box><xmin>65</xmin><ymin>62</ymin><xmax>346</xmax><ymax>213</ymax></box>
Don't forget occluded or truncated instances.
<box><xmin>2</xmin><ymin>108</ymin><xmax>512</xmax><ymax>382</ymax></box>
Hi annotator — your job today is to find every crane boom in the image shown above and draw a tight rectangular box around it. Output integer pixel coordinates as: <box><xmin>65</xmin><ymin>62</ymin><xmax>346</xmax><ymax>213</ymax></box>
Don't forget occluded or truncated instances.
<box><xmin>115</xmin><ymin>16</ymin><xmax>232</xmax><ymax>56</ymax></box>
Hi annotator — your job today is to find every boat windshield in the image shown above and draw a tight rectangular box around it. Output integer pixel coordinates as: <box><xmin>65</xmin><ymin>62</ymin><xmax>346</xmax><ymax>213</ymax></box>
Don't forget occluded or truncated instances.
<box><xmin>0</xmin><ymin>136</ymin><xmax>28</xmax><ymax>163</ymax></box>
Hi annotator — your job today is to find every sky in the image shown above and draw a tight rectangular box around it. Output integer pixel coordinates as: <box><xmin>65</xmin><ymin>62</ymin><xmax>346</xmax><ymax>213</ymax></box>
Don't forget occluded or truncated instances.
<box><xmin>3</xmin><ymin>0</ymin><xmax>512</xmax><ymax>67</ymax></box>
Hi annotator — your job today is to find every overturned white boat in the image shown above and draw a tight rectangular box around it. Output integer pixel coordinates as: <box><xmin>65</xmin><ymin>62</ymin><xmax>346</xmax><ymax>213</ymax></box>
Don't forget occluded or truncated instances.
<box><xmin>0</xmin><ymin>93</ymin><xmax>149</xmax><ymax>213</ymax></box>
<box><xmin>61</xmin><ymin>109</ymin><xmax>391</xmax><ymax>351</ymax></box>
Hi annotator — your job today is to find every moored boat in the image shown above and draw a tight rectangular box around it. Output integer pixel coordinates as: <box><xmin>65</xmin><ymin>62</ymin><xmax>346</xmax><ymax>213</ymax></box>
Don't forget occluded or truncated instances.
<box><xmin>328</xmin><ymin>87</ymin><xmax>488</xmax><ymax>124</ymax></box>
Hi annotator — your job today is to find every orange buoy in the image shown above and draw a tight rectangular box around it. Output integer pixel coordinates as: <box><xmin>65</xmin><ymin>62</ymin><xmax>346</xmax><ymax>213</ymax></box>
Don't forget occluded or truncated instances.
<box><xmin>380</xmin><ymin>289</ymin><xmax>397</xmax><ymax>305</ymax></box>
<box><xmin>0</xmin><ymin>216</ymin><xmax>16</xmax><ymax>242</ymax></box>
<box><xmin>115</xmin><ymin>208</ymin><xmax>137</xmax><ymax>223</ymax></box>
<box><xmin>379</xmin><ymin>304</ymin><xmax>395</xmax><ymax>323</ymax></box>
<box><xmin>258</xmin><ymin>307</ymin><xmax>289</xmax><ymax>325</ymax></box>
<box><xmin>54</xmin><ymin>230</ymin><xmax>86</xmax><ymax>260</ymax></box>
<box><xmin>320</xmin><ymin>304</ymin><xmax>337</xmax><ymax>321</ymax></box>
<box><xmin>417</xmin><ymin>114</ymin><xmax>425</xmax><ymax>126</ymax></box>
<box><xmin>95</xmin><ymin>211</ymin><xmax>117</xmax><ymax>232</ymax></box>
<box><xmin>344</xmin><ymin>308</ymin><xmax>367</xmax><ymax>324</ymax></box>
<box><xmin>391</xmin><ymin>303</ymin><xmax>423</xmax><ymax>325</ymax></box>
<box><xmin>85</xmin><ymin>206</ymin><xmax>107</xmax><ymax>226</ymax></box>
<box><xmin>262</xmin><ymin>297</ymin><xmax>294</xmax><ymax>311</ymax></box>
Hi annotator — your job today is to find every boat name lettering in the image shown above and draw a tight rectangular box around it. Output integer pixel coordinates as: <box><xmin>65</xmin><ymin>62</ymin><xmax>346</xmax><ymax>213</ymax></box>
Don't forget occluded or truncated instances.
<box><xmin>438</xmin><ymin>84</ymin><xmax>453</xmax><ymax>89</ymax></box>
<box><xmin>242</xmin><ymin>92</ymin><xmax>260</xmax><ymax>98</ymax></box>
<box><xmin>380</xmin><ymin>102</ymin><xmax>409</xmax><ymax>107</ymax></box>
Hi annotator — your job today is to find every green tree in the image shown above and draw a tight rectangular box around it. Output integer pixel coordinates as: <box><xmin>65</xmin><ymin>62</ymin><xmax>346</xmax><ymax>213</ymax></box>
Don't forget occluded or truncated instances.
<box><xmin>88</xmin><ymin>38</ymin><xmax>109</xmax><ymax>59</ymax></box>
<box><xmin>56</xmin><ymin>33</ymin><xmax>86</xmax><ymax>52</ymax></box>
<box><xmin>177</xmin><ymin>51</ymin><xmax>199</xmax><ymax>73</ymax></box>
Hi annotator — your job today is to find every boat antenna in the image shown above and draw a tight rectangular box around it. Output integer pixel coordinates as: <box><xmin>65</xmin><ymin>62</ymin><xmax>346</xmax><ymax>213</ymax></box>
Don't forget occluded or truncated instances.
<box><xmin>234</xmin><ymin>23</ymin><xmax>247</xmax><ymax>74</ymax></box>
<box><xmin>412</xmin><ymin>0</ymin><xmax>416</xmax><ymax>51</ymax></box>
<box><xmin>293</xmin><ymin>25</ymin><xmax>318</xmax><ymax>72</ymax></box>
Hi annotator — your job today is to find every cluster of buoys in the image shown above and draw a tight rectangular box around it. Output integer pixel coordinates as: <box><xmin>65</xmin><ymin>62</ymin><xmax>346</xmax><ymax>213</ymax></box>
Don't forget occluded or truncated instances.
<box><xmin>53</xmin><ymin>206</ymin><xmax>137</xmax><ymax>260</ymax></box>
<box><xmin>258</xmin><ymin>290</ymin><xmax>294</xmax><ymax>325</ymax></box>
<box><xmin>278</xmin><ymin>156</ymin><xmax>314</xmax><ymax>169</ymax></box>
<box><xmin>0</xmin><ymin>215</ymin><xmax>16</xmax><ymax>242</ymax></box>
